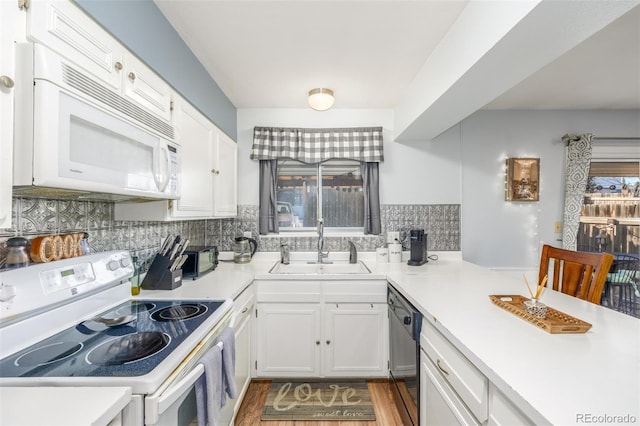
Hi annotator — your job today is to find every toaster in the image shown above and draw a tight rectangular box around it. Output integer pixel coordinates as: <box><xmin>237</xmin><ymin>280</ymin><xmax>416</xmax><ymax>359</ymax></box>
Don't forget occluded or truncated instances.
<box><xmin>181</xmin><ymin>246</ymin><xmax>218</xmax><ymax>280</ymax></box>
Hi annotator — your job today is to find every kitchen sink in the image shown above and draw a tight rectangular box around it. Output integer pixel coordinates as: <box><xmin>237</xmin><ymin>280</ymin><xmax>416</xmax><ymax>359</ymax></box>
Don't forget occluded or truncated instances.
<box><xmin>269</xmin><ymin>260</ymin><xmax>371</xmax><ymax>275</ymax></box>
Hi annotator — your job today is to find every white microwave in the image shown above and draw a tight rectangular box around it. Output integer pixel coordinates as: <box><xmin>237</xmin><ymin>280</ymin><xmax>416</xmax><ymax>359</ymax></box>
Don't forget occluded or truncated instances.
<box><xmin>13</xmin><ymin>43</ymin><xmax>180</xmax><ymax>201</ymax></box>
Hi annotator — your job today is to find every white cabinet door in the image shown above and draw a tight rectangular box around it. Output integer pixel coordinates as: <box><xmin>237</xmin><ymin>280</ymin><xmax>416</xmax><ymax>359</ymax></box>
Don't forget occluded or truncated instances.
<box><xmin>256</xmin><ymin>303</ymin><xmax>321</xmax><ymax>377</ymax></box>
<box><xmin>324</xmin><ymin>303</ymin><xmax>387</xmax><ymax>377</ymax></box>
<box><xmin>171</xmin><ymin>99</ymin><xmax>214</xmax><ymax>217</ymax></box>
<box><xmin>211</xmin><ymin>130</ymin><xmax>237</xmax><ymax>217</ymax></box>
<box><xmin>420</xmin><ymin>350</ymin><xmax>480</xmax><ymax>426</ymax></box>
<box><xmin>0</xmin><ymin>1</ymin><xmax>20</xmax><ymax>229</ymax></box>
<box><xmin>121</xmin><ymin>52</ymin><xmax>173</xmax><ymax>122</ymax></box>
<box><xmin>487</xmin><ymin>384</ymin><xmax>533</xmax><ymax>426</ymax></box>
<box><xmin>27</xmin><ymin>0</ymin><xmax>124</xmax><ymax>90</ymax></box>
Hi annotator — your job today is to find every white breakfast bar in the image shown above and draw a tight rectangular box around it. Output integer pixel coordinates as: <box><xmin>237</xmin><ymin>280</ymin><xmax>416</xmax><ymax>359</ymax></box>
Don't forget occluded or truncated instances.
<box><xmin>139</xmin><ymin>251</ymin><xmax>640</xmax><ymax>426</ymax></box>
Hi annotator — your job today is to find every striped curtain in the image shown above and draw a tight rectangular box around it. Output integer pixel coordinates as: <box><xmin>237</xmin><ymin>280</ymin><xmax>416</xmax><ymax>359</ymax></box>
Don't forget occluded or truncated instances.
<box><xmin>561</xmin><ymin>134</ymin><xmax>593</xmax><ymax>250</ymax></box>
<box><xmin>251</xmin><ymin>127</ymin><xmax>384</xmax><ymax>163</ymax></box>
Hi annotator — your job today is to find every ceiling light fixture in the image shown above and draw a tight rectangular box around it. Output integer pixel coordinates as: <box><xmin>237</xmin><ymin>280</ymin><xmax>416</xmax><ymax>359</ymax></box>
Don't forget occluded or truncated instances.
<box><xmin>308</xmin><ymin>88</ymin><xmax>334</xmax><ymax>111</ymax></box>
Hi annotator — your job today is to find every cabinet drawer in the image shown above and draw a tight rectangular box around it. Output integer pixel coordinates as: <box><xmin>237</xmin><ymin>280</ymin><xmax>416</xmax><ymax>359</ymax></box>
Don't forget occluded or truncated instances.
<box><xmin>233</xmin><ymin>285</ymin><xmax>254</xmax><ymax>322</ymax></box>
<box><xmin>256</xmin><ymin>281</ymin><xmax>321</xmax><ymax>303</ymax></box>
<box><xmin>421</xmin><ymin>349</ymin><xmax>481</xmax><ymax>426</ymax></box>
<box><xmin>323</xmin><ymin>280</ymin><xmax>386</xmax><ymax>303</ymax></box>
<box><xmin>420</xmin><ymin>319</ymin><xmax>488</xmax><ymax>423</ymax></box>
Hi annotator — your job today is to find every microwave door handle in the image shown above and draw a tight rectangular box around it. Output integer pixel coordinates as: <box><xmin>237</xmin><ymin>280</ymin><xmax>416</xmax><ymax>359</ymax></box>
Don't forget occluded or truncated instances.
<box><xmin>154</xmin><ymin>144</ymin><xmax>171</xmax><ymax>192</ymax></box>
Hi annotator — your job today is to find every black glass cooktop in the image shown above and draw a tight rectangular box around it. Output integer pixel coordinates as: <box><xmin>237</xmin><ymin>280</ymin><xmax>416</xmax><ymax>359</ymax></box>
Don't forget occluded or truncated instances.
<box><xmin>0</xmin><ymin>299</ymin><xmax>224</xmax><ymax>378</ymax></box>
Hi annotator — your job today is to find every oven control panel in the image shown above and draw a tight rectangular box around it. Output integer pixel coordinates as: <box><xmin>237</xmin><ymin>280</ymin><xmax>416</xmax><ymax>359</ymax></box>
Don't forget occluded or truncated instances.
<box><xmin>0</xmin><ymin>251</ymin><xmax>133</xmax><ymax>322</ymax></box>
<box><xmin>40</xmin><ymin>262</ymin><xmax>96</xmax><ymax>294</ymax></box>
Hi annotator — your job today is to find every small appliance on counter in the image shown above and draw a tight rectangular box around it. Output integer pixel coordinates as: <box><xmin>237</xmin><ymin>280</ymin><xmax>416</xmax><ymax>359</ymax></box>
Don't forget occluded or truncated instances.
<box><xmin>182</xmin><ymin>246</ymin><xmax>218</xmax><ymax>280</ymax></box>
<box><xmin>408</xmin><ymin>229</ymin><xmax>428</xmax><ymax>266</ymax></box>
<box><xmin>233</xmin><ymin>236</ymin><xmax>257</xmax><ymax>263</ymax></box>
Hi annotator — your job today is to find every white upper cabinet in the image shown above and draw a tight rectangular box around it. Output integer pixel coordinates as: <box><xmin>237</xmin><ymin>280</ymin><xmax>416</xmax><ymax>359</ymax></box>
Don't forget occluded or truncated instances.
<box><xmin>121</xmin><ymin>51</ymin><xmax>173</xmax><ymax>122</ymax></box>
<box><xmin>0</xmin><ymin>1</ymin><xmax>23</xmax><ymax>229</ymax></box>
<box><xmin>171</xmin><ymin>98</ymin><xmax>214</xmax><ymax>217</ymax></box>
<box><xmin>26</xmin><ymin>0</ymin><xmax>172</xmax><ymax>123</ymax></box>
<box><xmin>26</xmin><ymin>0</ymin><xmax>124</xmax><ymax>91</ymax></box>
<box><xmin>212</xmin><ymin>129</ymin><xmax>238</xmax><ymax>217</ymax></box>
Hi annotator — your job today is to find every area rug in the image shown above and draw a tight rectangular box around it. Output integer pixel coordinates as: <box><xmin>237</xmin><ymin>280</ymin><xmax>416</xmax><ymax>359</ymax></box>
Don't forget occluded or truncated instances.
<box><xmin>261</xmin><ymin>380</ymin><xmax>376</xmax><ymax>421</ymax></box>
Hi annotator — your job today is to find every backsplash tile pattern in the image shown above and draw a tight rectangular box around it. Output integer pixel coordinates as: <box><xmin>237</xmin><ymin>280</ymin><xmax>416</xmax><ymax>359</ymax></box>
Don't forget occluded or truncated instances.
<box><xmin>1</xmin><ymin>198</ymin><xmax>460</xmax><ymax>269</ymax></box>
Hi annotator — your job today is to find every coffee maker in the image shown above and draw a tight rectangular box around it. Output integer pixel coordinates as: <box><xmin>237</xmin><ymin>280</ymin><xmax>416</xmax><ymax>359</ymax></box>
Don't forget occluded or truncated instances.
<box><xmin>408</xmin><ymin>229</ymin><xmax>428</xmax><ymax>266</ymax></box>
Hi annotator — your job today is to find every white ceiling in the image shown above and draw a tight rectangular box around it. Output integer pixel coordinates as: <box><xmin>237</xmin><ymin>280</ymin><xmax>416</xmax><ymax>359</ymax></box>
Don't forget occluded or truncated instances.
<box><xmin>155</xmin><ymin>1</ymin><xmax>640</xmax><ymax>113</ymax></box>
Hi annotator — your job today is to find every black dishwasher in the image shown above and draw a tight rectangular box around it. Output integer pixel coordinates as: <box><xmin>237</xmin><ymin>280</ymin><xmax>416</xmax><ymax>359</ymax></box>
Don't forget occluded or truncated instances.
<box><xmin>388</xmin><ymin>285</ymin><xmax>422</xmax><ymax>426</ymax></box>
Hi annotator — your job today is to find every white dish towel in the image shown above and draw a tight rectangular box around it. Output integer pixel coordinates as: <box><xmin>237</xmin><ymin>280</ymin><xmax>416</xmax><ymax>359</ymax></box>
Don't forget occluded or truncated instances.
<box><xmin>195</xmin><ymin>327</ymin><xmax>237</xmax><ymax>426</ymax></box>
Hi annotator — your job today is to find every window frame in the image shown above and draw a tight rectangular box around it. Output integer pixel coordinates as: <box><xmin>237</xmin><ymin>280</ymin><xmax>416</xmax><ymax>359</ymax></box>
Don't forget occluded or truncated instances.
<box><xmin>276</xmin><ymin>159</ymin><xmax>365</xmax><ymax>234</ymax></box>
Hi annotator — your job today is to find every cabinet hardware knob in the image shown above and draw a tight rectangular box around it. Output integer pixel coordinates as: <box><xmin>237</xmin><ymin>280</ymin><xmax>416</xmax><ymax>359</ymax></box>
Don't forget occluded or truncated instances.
<box><xmin>211</xmin><ymin>169</ymin><xmax>220</xmax><ymax>175</ymax></box>
<box><xmin>436</xmin><ymin>359</ymin><xmax>450</xmax><ymax>376</ymax></box>
<box><xmin>0</xmin><ymin>75</ymin><xmax>14</xmax><ymax>89</ymax></box>
<box><xmin>128</xmin><ymin>72</ymin><xmax>136</xmax><ymax>81</ymax></box>
<box><xmin>326</xmin><ymin>340</ymin><xmax>331</xmax><ymax>345</ymax></box>
<box><xmin>316</xmin><ymin>340</ymin><xmax>320</xmax><ymax>345</ymax></box>
<box><xmin>114</xmin><ymin>61</ymin><xmax>123</xmax><ymax>71</ymax></box>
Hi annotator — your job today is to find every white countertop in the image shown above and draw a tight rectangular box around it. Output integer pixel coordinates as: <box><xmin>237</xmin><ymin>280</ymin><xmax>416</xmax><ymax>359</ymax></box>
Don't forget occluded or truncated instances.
<box><xmin>138</xmin><ymin>251</ymin><xmax>639</xmax><ymax>425</ymax></box>
<box><xmin>384</xmin><ymin>256</ymin><xmax>640</xmax><ymax>425</ymax></box>
<box><xmin>0</xmin><ymin>386</ymin><xmax>131</xmax><ymax>426</ymax></box>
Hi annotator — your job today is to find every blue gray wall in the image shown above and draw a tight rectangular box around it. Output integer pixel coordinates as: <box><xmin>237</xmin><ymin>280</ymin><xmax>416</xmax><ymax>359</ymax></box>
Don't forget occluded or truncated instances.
<box><xmin>75</xmin><ymin>0</ymin><xmax>237</xmax><ymax>140</ymax></box>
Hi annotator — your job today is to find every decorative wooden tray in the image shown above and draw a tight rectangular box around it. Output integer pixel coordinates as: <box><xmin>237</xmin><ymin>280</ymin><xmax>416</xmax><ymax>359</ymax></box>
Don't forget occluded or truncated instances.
<box><xmin>489</xmin><ymin>295</ymin><xmax>592</xmax><ymax>334</ymax></box>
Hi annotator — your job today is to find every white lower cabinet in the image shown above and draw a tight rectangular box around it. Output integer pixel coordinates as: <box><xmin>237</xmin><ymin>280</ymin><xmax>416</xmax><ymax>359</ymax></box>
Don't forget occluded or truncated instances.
<box><xmin>256</xmin><ymin>302</ymin><xmax>322</xmax><ymax>377</ymax></box>
<box><xmin>487</xmin><ymin>384</ymin><xmax>534</xmax><ymax>426</ymax></box>
<box><xmin>324</xmin><ymin>303</ymin><xmax>387</xmax><ymax>376</ymax></box>
<box><xmin>254</xmin><ymin>280</ymin><xmax>388</xmax><ymax>378</ymax></box>
<box><xmin>420</xmin><ymin>349</ymin><xmax>480</xmax><ymax>426</ymax></box>
<box><xmin>420</xmin><ymin>318</ymin><xmax>533</xmax><ymax>426</ymax></box>
<box><xmin>420</xmin><ymin>319</ymin><xmax>488</xmax><ymax>423</ymax></box>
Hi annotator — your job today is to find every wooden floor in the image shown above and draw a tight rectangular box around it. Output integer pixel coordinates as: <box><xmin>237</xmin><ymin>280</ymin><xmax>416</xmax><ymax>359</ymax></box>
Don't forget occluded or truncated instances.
<box><xmin>234</xmin><ymin>380</ymin><xmax>406</xmax><ymax>426</ymax></box>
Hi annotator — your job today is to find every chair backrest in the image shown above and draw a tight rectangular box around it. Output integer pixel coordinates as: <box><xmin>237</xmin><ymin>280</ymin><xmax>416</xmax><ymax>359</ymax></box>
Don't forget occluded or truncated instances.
<box><xmin>538</xmin><ymin>244</ymin><xmax>614</xmax><ymax>304</ymax></box>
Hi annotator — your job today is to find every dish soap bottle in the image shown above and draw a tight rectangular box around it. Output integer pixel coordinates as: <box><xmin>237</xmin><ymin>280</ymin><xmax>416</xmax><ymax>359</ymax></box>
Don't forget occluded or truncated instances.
<box><xmin>131</xmin><ymin>256</ymin><xmax>141</xmax><ymax>296</ymax></box>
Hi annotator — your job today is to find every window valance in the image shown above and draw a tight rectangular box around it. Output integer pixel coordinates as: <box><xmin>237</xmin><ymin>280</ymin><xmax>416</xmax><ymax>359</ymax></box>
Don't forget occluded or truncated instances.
<box><xmin>250</xmin><ymin>126</ymin><xmax>384</xmax><ymax>163</ymax></box>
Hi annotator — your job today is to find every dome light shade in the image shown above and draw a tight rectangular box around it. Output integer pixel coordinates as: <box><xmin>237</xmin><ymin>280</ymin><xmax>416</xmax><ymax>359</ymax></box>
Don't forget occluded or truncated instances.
<box><xmin>308</xmin><ymin>88</ymin><xmax>334</xmax><ymax>111</ymax></box>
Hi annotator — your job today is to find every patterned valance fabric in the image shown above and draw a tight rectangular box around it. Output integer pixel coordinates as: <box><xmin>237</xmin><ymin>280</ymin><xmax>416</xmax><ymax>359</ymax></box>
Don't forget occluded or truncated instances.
<box><xmin>250</xmin><ymin>126</ymin><xmax>384</xmax><ymax>163</ymax></box>
<box><xmin>561</xmin><ymin>133</ymin><xmax>593</xmax><ymax>250</ymax></box>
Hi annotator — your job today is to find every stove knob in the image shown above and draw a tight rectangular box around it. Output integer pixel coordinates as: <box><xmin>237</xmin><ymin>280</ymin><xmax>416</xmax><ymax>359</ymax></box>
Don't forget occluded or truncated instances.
<box><xmin>120</xmin><ymin>258</ymin><xmax>131</xmax><ymax>268</ymax></box>
<box><xmin>107</xmin><ymin>260</ymin><xmax>120</xmax><ymax>271</ymax></box>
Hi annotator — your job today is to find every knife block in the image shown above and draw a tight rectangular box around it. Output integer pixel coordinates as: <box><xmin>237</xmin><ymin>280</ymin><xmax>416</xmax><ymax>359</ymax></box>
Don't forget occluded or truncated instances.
<box><xmin>141</xmin><ymin>253</ymin><xmax>183</xmax><ymax>290</ymax></box>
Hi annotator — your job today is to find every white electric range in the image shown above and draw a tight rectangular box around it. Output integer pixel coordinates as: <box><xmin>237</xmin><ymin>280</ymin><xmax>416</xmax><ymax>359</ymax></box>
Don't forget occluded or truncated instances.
<box><xmin>0</xmin><ymin>251</ymin><xmax>232</xmax><ymax>425</ymax></box>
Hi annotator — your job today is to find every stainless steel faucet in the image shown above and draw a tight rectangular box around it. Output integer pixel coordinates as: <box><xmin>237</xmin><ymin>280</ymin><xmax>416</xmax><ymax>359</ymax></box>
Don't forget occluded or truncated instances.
<box><xmin>348</xmin><ymin>241</ymin><xmax>357</xmax><ymax>264</ymax></box>
<box><xmin>315</xmin><ymin>219</ymin><xmax>331</xmax><ymax>264</ymax></box>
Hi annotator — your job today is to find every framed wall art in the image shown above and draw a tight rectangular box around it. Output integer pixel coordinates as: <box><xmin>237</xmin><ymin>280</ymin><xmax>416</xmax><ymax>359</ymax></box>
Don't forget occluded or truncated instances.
<box><xmin>505</xmin><ymin>158</ymin><xmax>540</xmax><ymax>201</ymax></box>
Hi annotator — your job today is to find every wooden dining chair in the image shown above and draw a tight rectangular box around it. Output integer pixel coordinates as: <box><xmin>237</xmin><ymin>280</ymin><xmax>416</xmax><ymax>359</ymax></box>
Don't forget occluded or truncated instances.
<box><xmin>538</xmin><ymin>244</ymin><xmax>614</xmax><ymax>305</ymax></box>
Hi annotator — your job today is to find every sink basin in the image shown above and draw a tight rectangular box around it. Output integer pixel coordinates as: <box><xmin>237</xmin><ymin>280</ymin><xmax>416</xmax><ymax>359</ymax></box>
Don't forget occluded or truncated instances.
<box><xmin>269</xmin><ymin>260</ymin><xmax>371</xmax><ymax>275</ymax></box>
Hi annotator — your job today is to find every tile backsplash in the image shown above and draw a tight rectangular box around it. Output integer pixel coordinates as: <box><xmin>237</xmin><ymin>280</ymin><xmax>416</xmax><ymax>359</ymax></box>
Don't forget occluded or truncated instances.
<box><xmin>0</xmin><ymin>198</ymin><xmax>460</xmax><ymax>270</ymax></box>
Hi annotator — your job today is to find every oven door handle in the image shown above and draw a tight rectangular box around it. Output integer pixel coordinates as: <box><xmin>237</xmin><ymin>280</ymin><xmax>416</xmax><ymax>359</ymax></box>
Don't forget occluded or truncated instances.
<box><xmin>145</xmin><ymin>363</ymin><xmax>205</xmax><ymax>425</ymax></box>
